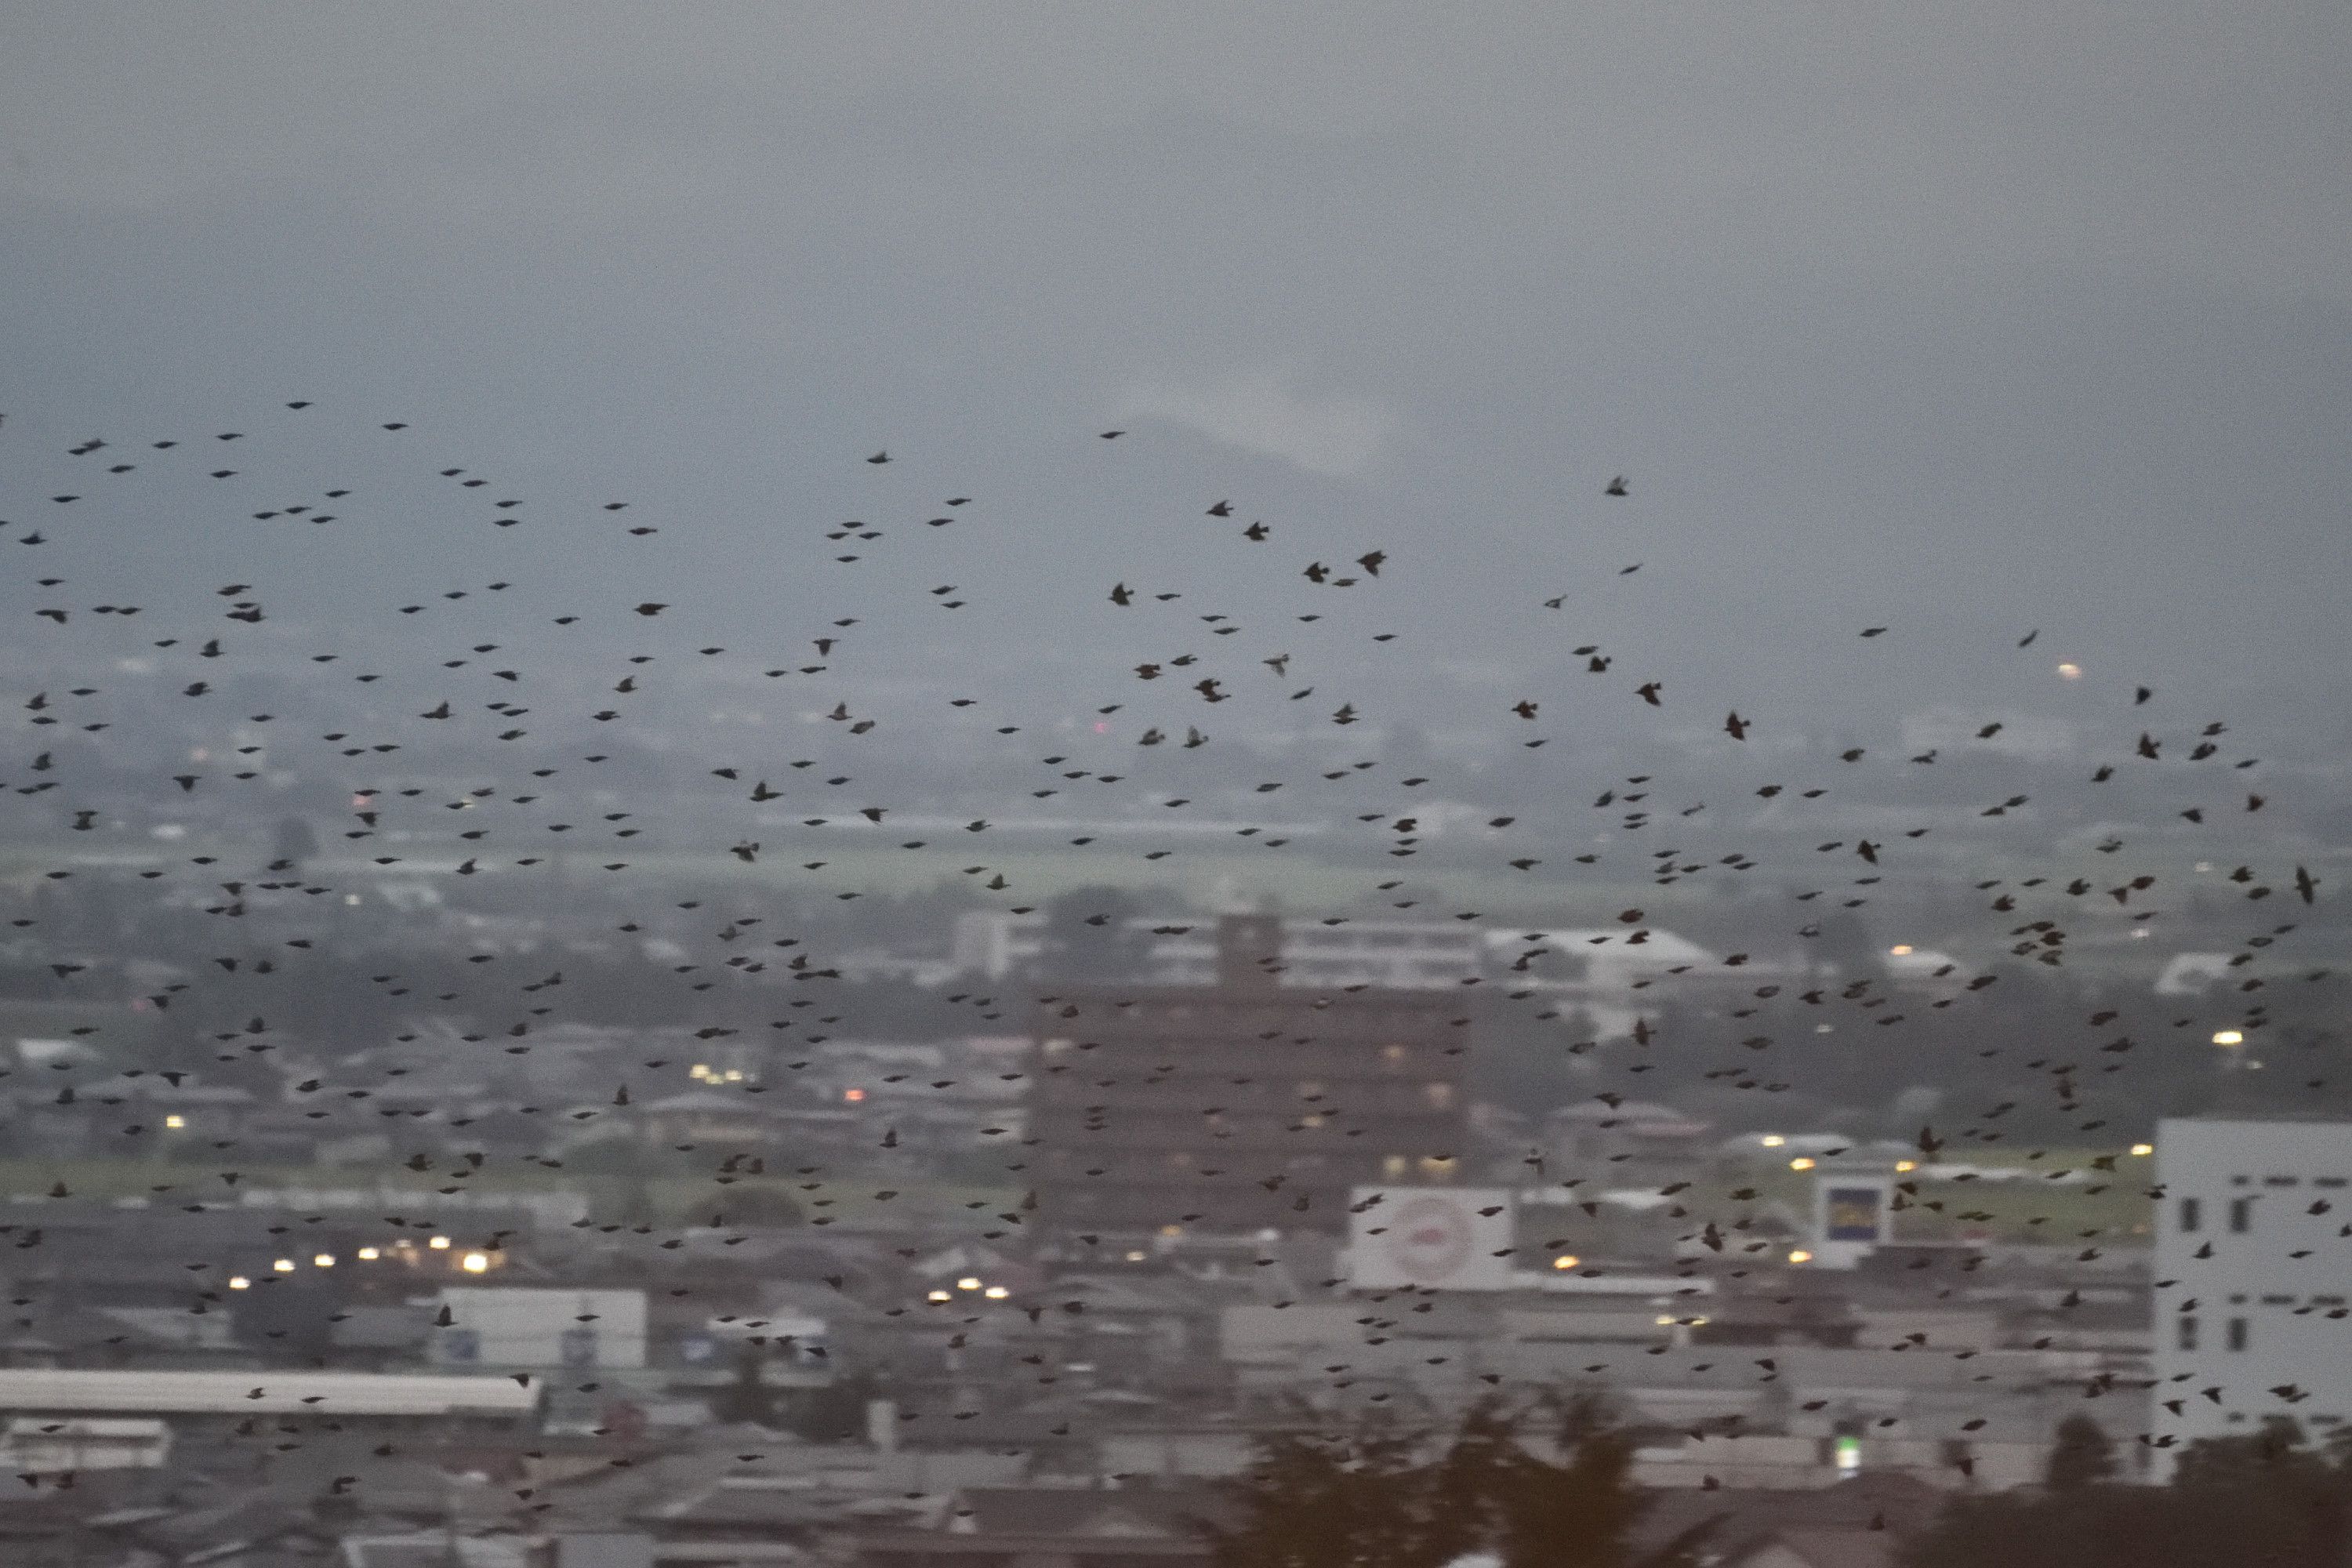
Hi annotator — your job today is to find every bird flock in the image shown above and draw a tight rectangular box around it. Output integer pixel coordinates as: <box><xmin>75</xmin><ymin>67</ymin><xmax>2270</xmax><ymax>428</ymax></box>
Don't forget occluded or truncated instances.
<box><xmin>0</xmin><ymin>397</ymin><xmax>2339</xmax><ymax>1469</ymax></box>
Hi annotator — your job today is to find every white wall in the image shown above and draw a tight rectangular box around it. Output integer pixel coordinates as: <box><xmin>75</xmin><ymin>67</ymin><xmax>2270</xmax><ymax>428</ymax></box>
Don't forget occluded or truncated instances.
<box><xmin>430</xmin><ymin>1287</ymin><xmax>649</xmax><ymax>1370</ymax></box>
<box><xmin>2152</xmin><ymin>1117</ymin><xmax>2352</xmax><ymax>1466</ymax></box>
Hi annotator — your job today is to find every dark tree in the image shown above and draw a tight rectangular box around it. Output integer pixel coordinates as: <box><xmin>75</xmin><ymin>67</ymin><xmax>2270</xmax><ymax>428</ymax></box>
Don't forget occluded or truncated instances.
<box><xmin>1907</xmin><ymin>1421</ymin><xmax>2352</xmax><ymax>1568</ymax></box>
<box><xmin>1207</xmin><ymin>1398</ymin><xmax>1682</xmax><ymax>1568</ymax></box>
<box><xmin>1206</xmin><ymin>1416</ymin><xmax>1431</xmax><ymax>1568</ymax></box>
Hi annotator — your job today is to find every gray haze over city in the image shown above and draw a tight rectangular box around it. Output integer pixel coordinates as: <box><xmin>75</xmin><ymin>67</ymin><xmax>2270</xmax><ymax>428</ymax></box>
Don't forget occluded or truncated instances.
<box><xmin>5</xmin><ymin>4</ymin><xmax>2349</xmax><ymax>722</ymax></box>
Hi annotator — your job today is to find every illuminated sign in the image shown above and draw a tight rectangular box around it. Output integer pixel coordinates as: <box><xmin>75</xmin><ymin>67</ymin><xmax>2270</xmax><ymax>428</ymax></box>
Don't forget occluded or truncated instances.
<box><xmin>1824</xmin><ymin>1186</ymin><xmax>1885</xmax><ymax>1243</ymax></box>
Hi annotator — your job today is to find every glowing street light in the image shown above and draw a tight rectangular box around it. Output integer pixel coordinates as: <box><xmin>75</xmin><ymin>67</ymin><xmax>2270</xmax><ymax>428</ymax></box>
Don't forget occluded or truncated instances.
<box><xmin>357</xmin><ymin>1247</ymin><xmax>381</xmax><ymax>1261</ymax></box>
<box><xmin>227</xmin><ymin>1276</ymin><xmax>251</xmax><ymax>1290</ymax></box>
<box><xmin>312</xmin><ymin>1253</ymin><xmax>336</xmax><ymax>1269</ymax></box>
<box><xmin>459</xmin><ymin>1251</ymin><xmax>492</xmax><ymax>1273</ymax></box>
<box><xmin>982</xmin><ymin>1285</ymin><xmax>1010</xmax><ymax>1300</ymax></box>
<box><xmin>1788</xmin><ymin>1249</ymin><xmax>1814</xmax><ymax>1265</ymax></box>
<box><xmin>427</xmin><ymin>1236</ymin><xmax>451</xmax><ymax>1250</ymax></box>
<box><xmin>1790</xmin><ymin>1156</ymin><xmax>1817</xmax><ymax>1171</ymax></box>
<box><xmin>2131</xmin><ymin>1143</ymin><xmax>2154</xmax><ymax>1157</ymax></box>
<box><xmin>1552</xmin><ymin>1254</ymin><xmax>1582</xmax><ymax>1271</ymax></box>
<box><xmin>273</xmin><ymin>1258</ymin><xmax>296</xmax><ymax>1273</ymax></box>
<box><xmin>2212</xmin><ymin>1029</ymin><xmax>2245</xmax><ymax>1047</ymax></box>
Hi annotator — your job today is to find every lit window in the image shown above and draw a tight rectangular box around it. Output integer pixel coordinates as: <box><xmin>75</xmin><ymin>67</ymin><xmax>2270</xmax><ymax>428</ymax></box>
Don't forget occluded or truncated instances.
<box><xmin>227</xmin><ymin>1276</ymin><xmax>250</xmax><ymax>1290</ymax></box>
<box><xmin>844</xmin><ymin>1087</ymin><xmax>866</xmax><ymax>1103</ymax></box>
<box><xmin>356</xmin><ymin>1247</ymin><xmax>380</xmax><ymax>1261</ymax></box>
<box><xmin>1552</xmin><ymin>1254</ymin><xmax>1581</xmax><ymax>1271</ymax></box>
<box><xmin>312</xmin><ymin>1254</ymin><xmax>335</xmax><ymax>1269</ymax></box>
<box><xmin>2132</xmin><ymin>1143</ymin><xmax>2154</xmax><ymax>1157</ymax></box>
<box><xmin>427</xmin><ymin>1236</ymin><xmax>451</xmax><ymax>1250</ymax></box>
<box><xmin>273</xmin><ymin>1258</ymin><xmax>295</xmax><ymax>1272</ymax></box>
<box><xmin>982</xmin><ymin>1285</ymin><xmax>1010</xmax><ymax>1300</ymax></box>
<box><xmin>1790</xmin><ymin>1157</ymin><xmax>1816</xmax><ymax>1171</ymax></box>
<box><xmin>1788</xmin><ymin>1249</ymin><xmax>1814</xmax><ymax>1265</ymax></box>
<box><xmin>459</xmin><ymin>1251</ymin><xmax>492</xmax><ymax>1274</ymax></box>
<box><xmin>1760</xmin><ymin>1135</ymin><xmax>1787</xmax><ymax>1149</ymax></box>
<box><xmin>163</xmin><ymin>1114</ymin><xmax>186</xmax><ymax>1130</ymax></box>
<box><xmin>956</xmin><ymin>1276</ymin><xmax>982</xmax><ymax>1291</ymax></box>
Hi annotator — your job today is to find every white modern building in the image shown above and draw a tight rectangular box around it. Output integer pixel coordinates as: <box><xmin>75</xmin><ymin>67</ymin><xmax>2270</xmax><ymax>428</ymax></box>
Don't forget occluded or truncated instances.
<box><xmin>951</xmin><ymin>911</ymin><xmax>1487</xmax><ymax>989</ymax></box>
<box><xmin>949</xmin><ymin>910</ymin><xmax>1751</xmax><ymax>998</ymax></box>
<box><xmin>2151</xmin><ymin>1116</ymin><xmax>2352</xmax><ymax>1464</ymax></box>
<box><xmin>429</xmin><ymin>1286</ymin><xmax>649</xmax><ymax>1371</ymax></box>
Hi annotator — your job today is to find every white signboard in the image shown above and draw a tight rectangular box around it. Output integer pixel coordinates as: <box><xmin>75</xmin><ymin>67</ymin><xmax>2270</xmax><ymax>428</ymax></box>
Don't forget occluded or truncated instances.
<box><xmin>1347</xmin><ymin>1186</ymin><xmax>1514</xmax><ymax>1290</ymax></box>
<box><xmin>1809</xmin><ymin>1173</ymin><xmax>1895</xmax><ymax>1270</ymax></box>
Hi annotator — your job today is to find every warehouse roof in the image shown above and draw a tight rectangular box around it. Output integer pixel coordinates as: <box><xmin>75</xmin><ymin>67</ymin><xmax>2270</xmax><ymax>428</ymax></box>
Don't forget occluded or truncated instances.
<box><xmin>0</xmin><ymin>1368</ymin><xmax>539</xmax><ymax>1417</ymax></box>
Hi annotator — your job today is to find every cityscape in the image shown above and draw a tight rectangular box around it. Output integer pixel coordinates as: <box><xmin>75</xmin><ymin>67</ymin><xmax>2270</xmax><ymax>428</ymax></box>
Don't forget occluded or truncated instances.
<box><xmin>1</xmin><ymin>6</ymin><xmax>2348</xmax><ymax>1567</ymax></box>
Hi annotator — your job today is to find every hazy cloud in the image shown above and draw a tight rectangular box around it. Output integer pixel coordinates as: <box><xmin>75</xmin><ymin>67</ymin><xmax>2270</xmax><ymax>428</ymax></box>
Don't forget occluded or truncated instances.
<box><xmin>1119</xmin><ymin>368</ymin><xmax>1401</xmax><ymax>477</ymax></box>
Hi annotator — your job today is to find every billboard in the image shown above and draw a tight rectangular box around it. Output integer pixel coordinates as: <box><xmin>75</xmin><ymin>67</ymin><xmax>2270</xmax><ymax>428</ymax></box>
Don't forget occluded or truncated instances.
<box><xmin>1808</xmin><ymin>1174</ymin><xmax>1894</xmax><ymax>1269</ymax></box>
<box><xmin>1347</xmin><ymin>1187</ymin><xmax>1514</xmax><ymax>1290</ymax></box>
<box><xmin>1823</xmin><ymin>1185</ymin><xmax>1887</xmax><ymax>1242</ymax></box>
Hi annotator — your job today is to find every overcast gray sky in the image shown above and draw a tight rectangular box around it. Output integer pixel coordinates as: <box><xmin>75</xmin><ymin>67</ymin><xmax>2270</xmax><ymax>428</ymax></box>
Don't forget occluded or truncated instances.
<box><xmin>3</xmin><ymin>2</ymin><xmax>2347</xmax><ymax>732</ymax></box>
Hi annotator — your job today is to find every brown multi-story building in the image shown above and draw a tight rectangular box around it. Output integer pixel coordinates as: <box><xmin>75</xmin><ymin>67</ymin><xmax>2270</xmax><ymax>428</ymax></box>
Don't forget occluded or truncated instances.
<box><xmin>1027</xmin><ymin>916</ymin><xmax>1469</xmax><ymax>1236</ymax></box>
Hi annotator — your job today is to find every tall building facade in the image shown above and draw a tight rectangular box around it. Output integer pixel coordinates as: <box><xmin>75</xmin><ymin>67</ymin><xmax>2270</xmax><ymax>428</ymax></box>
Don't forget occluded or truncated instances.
<box><xmin>1028</xmin><ymin>916</ymin><xmax>1469</xmax><ymax>1236</ymax></box>
<box><xmin>2152</xmin><ymin>1116</ymin><xmax>2352</xmax><ymax>1463</ymax></box>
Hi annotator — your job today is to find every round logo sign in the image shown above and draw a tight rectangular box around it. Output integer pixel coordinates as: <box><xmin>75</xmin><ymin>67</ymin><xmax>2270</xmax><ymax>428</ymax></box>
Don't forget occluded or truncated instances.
<box><xmin>1384</xmin><ymin>1195</ymin><xmax>1474</xmax><ymax>1282</ymax></box>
